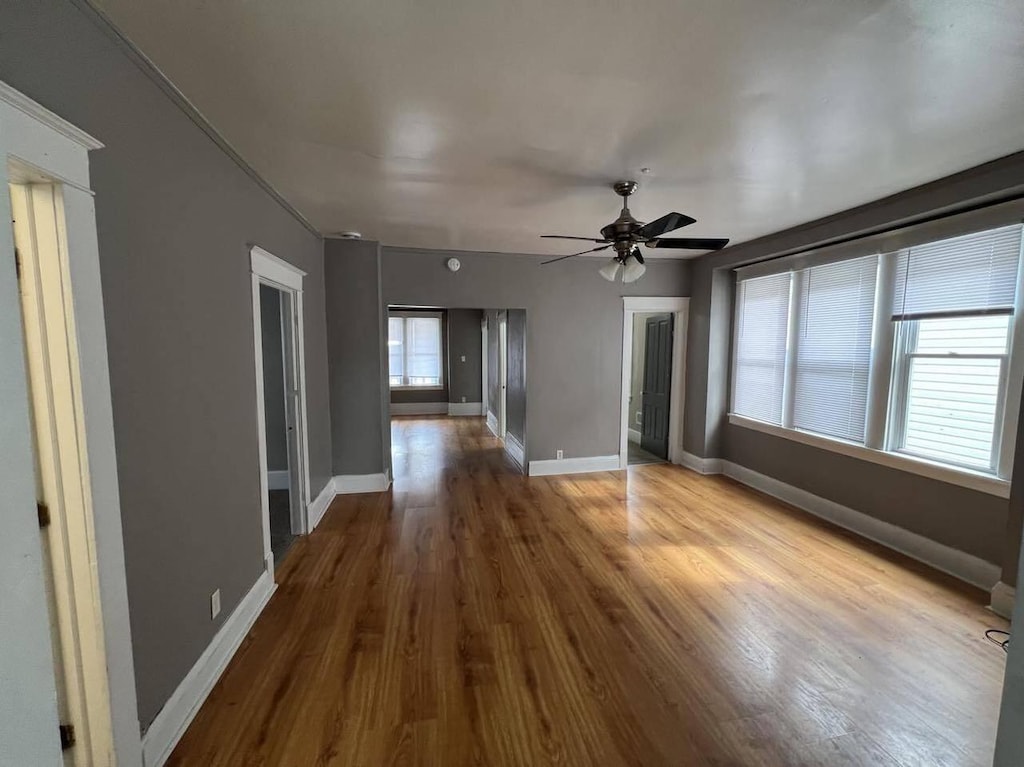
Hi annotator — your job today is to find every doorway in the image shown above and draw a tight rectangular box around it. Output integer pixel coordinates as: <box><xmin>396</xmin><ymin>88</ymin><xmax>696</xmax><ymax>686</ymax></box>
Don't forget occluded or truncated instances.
<box><xmin>498</xmin><ymin>310</ymin><xmax>508</xmax><ymax>439</ymax></box>
<box><xmin>251</xmin><ymin>246</ymin><xmax>310</xmax><ymax>574</ymax></box>
<box><xmin>619</xmin><ymin>297</ymin><xmax>689</xmax><ymax>469</ymax></box>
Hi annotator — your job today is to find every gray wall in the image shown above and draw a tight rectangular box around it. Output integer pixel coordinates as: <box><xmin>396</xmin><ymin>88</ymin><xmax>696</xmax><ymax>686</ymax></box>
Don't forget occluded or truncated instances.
<box><xmin>381</xmin><ymin>247</ymin><xmax>691</xmax><ymax>462</ymax></box>
<box><xmin>506</xmin><ymin>309</ymin><xmax>527</xmax><ymax>443</ymax></box>
<box><xmin>0</xmin><ymin>0</ymin><xmax>332</xmax><ymax>731</ymax></box>
<box><xmin>996</xmin><ymin>537</ymin><xmax>1024</xmax><ymax>764</ymax></box>
<box><xmin>684</xmin><ymin>151</ymin><xmax>1024</xmax><ymax>569</ymax></box>
<box><xmin>447</xmin><ymin>308</ymin><xmax>483</xmax><ymax>404</ymax></box>
<box><xmin>325</xmin><ymin>239</ymin><xmax>389</xmax><ymax>476</ymax></box>
<box><xmin>260</xmin><ymin>285</ymin><xmax>288</xmax><ymax>472</ymax></box>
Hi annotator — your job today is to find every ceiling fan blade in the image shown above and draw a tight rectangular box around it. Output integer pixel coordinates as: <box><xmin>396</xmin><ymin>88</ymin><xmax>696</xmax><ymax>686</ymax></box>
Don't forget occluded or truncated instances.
<box><xmin>541</xmin><ymin>243</ymin><xmax>612</xmax><ymax>265</ymax></box>
<box><xmin>636</xmin><ymin>212</ymin><xmax>696</xmax><ymax>240</ymax></box>
<box><xmin>632</xmin><ymin>247</ymin><xmax>644</xmax><ymax>265</ymax></box>
<box><xmin>541</xmin><ymin>235</ymin><xmax>611</xmax><ymax>243</ymax></box>
<box><xmin>646</xmin><ymin>237</ymin><xmax>730</xmax><ymax>250</ymax></box>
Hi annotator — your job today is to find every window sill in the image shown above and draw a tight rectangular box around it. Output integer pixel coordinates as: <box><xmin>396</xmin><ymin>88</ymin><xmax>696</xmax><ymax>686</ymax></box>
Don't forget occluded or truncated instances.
<box><xmin>390</xmin><ymin>385</ymin><xmax>445</xmax><ymax>392</ymax></box>
<box><xmin>727</xmin><ymin>414</ymin><xmax>1010</xmax><ymax>499</ymax></box>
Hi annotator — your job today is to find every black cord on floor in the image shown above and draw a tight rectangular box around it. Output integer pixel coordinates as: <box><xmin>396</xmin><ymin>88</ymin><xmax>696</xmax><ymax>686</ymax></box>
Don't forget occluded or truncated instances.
<box><xmin>986</xmin><ymin>629</ymin><xmax>1010</xmax><ymax>652</ymax></box>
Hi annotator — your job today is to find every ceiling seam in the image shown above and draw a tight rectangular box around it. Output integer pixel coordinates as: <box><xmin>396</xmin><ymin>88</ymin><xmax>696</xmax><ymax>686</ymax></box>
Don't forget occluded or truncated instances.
<box><xmin>71</xmin><ymin>0</ymin><xmax>322</xmax><ymax>239</ymax></box>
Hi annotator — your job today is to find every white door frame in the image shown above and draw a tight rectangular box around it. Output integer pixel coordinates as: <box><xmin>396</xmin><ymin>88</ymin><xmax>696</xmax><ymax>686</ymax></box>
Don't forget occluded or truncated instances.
<box><xmin>0</xmin><ymin>81</ymin><xmax>141</xmax><ymax>765</ymax></box>
<box><xmin>620</xmin><ymin>297</ymin><xmax>689</xmax><ymax>469</ymax></box>
<box><xmin>481</xmin><ymin>314</ymin><xmax>489</xmax><ymax>417</ymax></box>
<box><xmin>250</xmin><ymin>245</ymin><xmax>311</xmax><ymax>572</ymax></box>
<box><xmin>498</xmin><ymin>310</ymin><xmax>508</xmax><ymax>438</ymax></box>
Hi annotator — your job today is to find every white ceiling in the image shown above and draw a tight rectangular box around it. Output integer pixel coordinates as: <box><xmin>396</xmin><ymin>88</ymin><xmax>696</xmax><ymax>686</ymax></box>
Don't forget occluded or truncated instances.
<box><xmin>96</xmin><ymin>0</ymin><xmax>1024</xmax><ymax>257</ymax></box>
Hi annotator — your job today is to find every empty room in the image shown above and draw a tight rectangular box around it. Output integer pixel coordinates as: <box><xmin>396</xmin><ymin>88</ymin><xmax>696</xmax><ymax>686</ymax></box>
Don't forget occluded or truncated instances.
<box><xmin>3</xmin><ymin>2</ymin><xmax>1024</xmax><ymax>766</ymax></box>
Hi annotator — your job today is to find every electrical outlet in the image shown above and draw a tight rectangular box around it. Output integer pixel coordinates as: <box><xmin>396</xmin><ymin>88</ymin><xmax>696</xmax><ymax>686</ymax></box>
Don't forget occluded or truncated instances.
<box><xmin>460</xmin><ymin>355</ymin><xmax>466</xmax><ymax>362</ymax></box>
<box><xmin>556</xmin><ymin>449</ymin><xmax>564</xmax><ymax>460</ymax></box>
<box><xmin>461</xmin><ymin>396</ymin><xmax>466</xmax><ymax>403</ymax></box>
<box><xmin>211</xmin><ymin>589</ymin><xmax>221</xmax><ymax>620</ymax></box>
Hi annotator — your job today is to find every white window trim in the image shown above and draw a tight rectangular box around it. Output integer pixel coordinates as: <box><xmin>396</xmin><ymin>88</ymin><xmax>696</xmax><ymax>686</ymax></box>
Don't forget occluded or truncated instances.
<box><xmin>728</xmin><ymin>413</ymin><xmax>1010</xmax><ymax>498</ymax></box>
<box><xmin>389</xmin><ymin>310</ymin><xmax>445</xmax><ymax>390</ymax></box>
<box><xmin>729</xmin><ymin>210</ymin><xmax>1024</xmax><ymax>498</ymax></box>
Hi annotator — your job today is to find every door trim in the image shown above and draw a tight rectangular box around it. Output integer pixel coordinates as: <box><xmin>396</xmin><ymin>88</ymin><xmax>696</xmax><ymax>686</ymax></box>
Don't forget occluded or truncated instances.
<box><xmin>0</xmin><ymin>80</ymin><xmax>141</xmax><ymax>765</ymax></box>
<box><xmin>250</xmin><ymin>246</ymin><xmax>311</xmax><ymax>572</ymax></box>
<box><xmin>620</xmin><ymin>297</ymin><xmax>689</xmax><ymax>470</ymax></box>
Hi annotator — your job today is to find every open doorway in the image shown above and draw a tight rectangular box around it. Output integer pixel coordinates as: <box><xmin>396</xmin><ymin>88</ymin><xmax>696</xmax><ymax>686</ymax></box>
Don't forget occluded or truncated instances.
<box><xmin>620</xmin><ymin>297</ymin><xmax>688</xmax><ymax>469</ymax></box>
<box><xmin>251</xmin><ymin>246</ymin><xmax>310</xmax><ymax>574</ymax></box>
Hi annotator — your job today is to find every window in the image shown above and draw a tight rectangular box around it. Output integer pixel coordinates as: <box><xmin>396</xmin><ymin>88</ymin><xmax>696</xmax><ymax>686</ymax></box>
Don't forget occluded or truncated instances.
<box><xmin>388</xmin><ymin>312</ymin><xmax>443</xmax><ymax>388</ymax></box>
<box><xmin>730</xmin><ymin>218</ymin><xmax>1024</xmax><ymax>489</ymax></box>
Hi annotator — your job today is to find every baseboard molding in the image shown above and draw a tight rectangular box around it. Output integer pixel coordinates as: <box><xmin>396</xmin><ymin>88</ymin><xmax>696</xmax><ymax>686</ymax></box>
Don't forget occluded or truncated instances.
<box><xmin>486</xmin><ymin>410</ymin><xmax>499</xmax><ymax>437</ymax></box>
<box><xmin>628</xmin><ymin>428</ymin><xmax>641</xmax><ymax>444</ymax></box>
<box><xmin>267</xmin><ymin>469</ymin><xmax>289</xmax><ymax>490</ymax></box>
<box><xmin>142</xmin><ymin>568</ymin><xmax>276</xmax><ymax>767</ymax></box>
<box><xmin>720</xmin><ymin>460</ymin><xmax>1001</xmax><ymax>591</ymax></box>
<box><xmin>529</xmin><ymin>454</ymin><xmax>621</xmax><ymax>477</ymax></box>
<box><xmin>448</xmin><ymin>401</ymin><xmax>484</xmax><ymax>416</ymax></box>
<box><xmin>333</xmin><ymin>471</ymin><xmax>392</xmax><ymax>494</ymax></box>
<box><xmin>504</xmin><ymin>432</ymin><xmax>526</xmax><ymax>469</ymax></box>
<box><xmin>679</xmin><ymin>451</ymin><xmax>724</xmax><ymax>475</ymax></box>
<box><xmin>307</xmin><ymin>479</ymin><xmax>334</xmax><ymax>531</ymax></box>
<box><xmin>390</xmin><ymin>401</ymin><xmax>448</xmax><ymax>416</ymax></box>
<box><xmin>991</xmin><ymin>581</ymin><xmax>1016</xmax><ymax>620</ymax></box>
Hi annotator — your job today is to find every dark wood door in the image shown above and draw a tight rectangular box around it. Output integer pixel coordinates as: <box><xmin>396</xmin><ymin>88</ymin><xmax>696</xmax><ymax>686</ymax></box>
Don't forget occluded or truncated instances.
<box><xmin>640</xmin><ymin>314</ymin><xmax>673</xmax><ymax>459</ymax></box>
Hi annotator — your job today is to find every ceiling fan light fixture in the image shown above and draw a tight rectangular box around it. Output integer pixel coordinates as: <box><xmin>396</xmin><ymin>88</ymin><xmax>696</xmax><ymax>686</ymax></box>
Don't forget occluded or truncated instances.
<box><xmin>599</xmin><ymin>259</ymin><xmax>622</xmax><ymax>282</ymax></box>
<box><xmin>621</xmin><ymin>256</ymin><xmax>646</xmax><ymax>284</ymax></box>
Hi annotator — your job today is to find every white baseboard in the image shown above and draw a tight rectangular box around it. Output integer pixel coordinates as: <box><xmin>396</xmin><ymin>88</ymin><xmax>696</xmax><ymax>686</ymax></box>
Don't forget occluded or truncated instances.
<box><xmin>486</xmin><ymin>410</ymin><xmax>499</xmax><ymax>437</ymax></box>
<box><xmin>529</xmin><ymin>454</ymin><xmax>621</xmax><ymax>477</ymax></box>
<box><xmin>628</xmin><ymin>428</ymin><xmax>641</xmax><ymax>444</ymax></box>
<box><xmin>390</xmin><ymin>401</ymin><xmax>447</xmax><ymax>416</ymax></box>
<box><xmin>720</xmin><ymin>460</ymin><xmax>1001</xmax><ymax>591</ymax></box>
<box><xmin>266</xmin><ymin>469</ymin><xmax>289</xmax><ymax>490</ymax></box>
<box><xmin>679</xmin><ymin>451</ymin><xmax>724</xmax><ymax>475</ymax></box>
<box><xmin>142</xmin><ymin>568</ymin><xmax>276</xmax><ymax>767</ymax></box>
<box><xmin>333</xmin><ymin>471</ymin><xmax>392</xmax><ymax>494</ymax></box>
<box><xmin>991</xmin><ymin>581</ymin><xmax>1016</xmax><ymax>620</ymax></box>
<box><xmin>448</xmin><ymin>401</ymin><xmax>484</xmax><ymax>416</ymax></box>
<box><xmin>307</xmin><ymin>479</ymin><xmax>334</xmax><ymax>531</ymax></box>
<box><xmin>504</xmin><ymin>432</ymin><xmax>526</xmax><ymax>469</ymax></box>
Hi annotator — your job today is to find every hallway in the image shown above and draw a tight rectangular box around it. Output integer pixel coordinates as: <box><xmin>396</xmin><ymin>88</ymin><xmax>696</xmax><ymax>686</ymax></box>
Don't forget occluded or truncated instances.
<box><xmin>168</xmin><ymin>417</ymin><xmax>1007</xmax><ymax>766</ymax></box>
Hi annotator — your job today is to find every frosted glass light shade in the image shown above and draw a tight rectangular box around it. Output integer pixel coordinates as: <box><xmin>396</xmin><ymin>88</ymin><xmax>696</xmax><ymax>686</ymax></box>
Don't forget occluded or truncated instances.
<box><xmin>599</xmin><ymin>259</ymin><xmax>622</xmax><ymax>282</ymax></box>
<box><xmin>621</xmin><ymin>256</ymin><xmax>646</xmax><ymax>283</ymax></box>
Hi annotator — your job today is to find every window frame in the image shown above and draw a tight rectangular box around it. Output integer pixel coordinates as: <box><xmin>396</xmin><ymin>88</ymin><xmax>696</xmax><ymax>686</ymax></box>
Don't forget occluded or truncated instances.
<box><xmin>728</xmin><ymin>211</ymin><xmax>1024</xmax><ymax>497</ymax></box>
<box><xmin>388</xmin><ymin>310</ymin><xmax>445</xmax><ymax>390</ymax></box>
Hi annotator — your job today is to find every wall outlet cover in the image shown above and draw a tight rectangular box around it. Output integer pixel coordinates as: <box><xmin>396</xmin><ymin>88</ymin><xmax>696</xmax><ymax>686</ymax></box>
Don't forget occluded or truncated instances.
<box><xmin>211</xmin><ymin>589</ymin><xmax>221</xmax><ymax>620</ymax></box>
<box><xmin>556</xmin><ymin>449</ymin><xmax>564</xmax><ymax>460</ymax></box>
<box><xmin>461</xmin><ymin>396</ymin><xmax>466</xmax><ymax>402</ymax></box>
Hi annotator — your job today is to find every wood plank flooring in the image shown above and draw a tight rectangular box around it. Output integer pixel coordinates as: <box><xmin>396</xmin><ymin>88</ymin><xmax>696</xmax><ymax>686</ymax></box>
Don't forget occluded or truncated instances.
<box><xmin>168</xmin><ymin>416</ymin><xmax>1008</xmax><ymax>766</ymax></box>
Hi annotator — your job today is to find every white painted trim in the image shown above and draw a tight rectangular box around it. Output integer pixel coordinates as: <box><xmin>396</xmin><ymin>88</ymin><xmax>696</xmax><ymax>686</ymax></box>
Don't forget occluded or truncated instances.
<box><xmin>505</xmin><ymin>432</ymin><xmax>526</xmax><ymax>469</ymax></box>
<box><xmin>628</xmin><ymin>428</ymin><xmax>642</xmax><ymax>444</ymax></box>
<box><xmin>250</xmin><ymin>245</ymin><xmax>305</xmax><ymax>290</ymax></box>
<box><xmin>991</xmin><ymin>581</ymin><xmax>1017</xmax><ymax>620</ymax></box>
<box><xmin>720</xmin><ymin>460</ymin><xmax>1000</xmax><ymax>590</ymax></box>
<box><xmin>141</xmin><ymin>568</ymin><xmax>276</xmax><ymax>767</ymax></box>
<box><xmin>679</xmin><ymin>451</ymin><xmax>724</xmax><ymax>475</ymax></box>
<box><xmin>0</xmin><ymin>81</ymin><xmax>141</xmax><ymax>765</ymax></box>
<box><xmin>529</xmin><ymin>454</ymin><xmax>621</xmax><ymax>477</ymax></box>
<box><xmin>307</xmin><ymin>480</ymin><xmax>335</xmax><ymax>531</ymax></box>
<box><xmin>486</xmin><ymin>410</ymin><xmax>500</xmax><ymax>437</ymax></box>
<box><xmin>448</xmin><ymin>401</ymin><xmax>484</xmax><ymax>416</ymax></box>
<box><xmin>333</xmin><ymin>472</ymin><xmax>392</xmax><ymax>494</ymax></box>
<box><xmin>0</xmin><ymin>80</ymin><xmax>104</xmax><ymax>151</ymax></box>
<box><xmin>619</xmin><ymin>297</ymin><xmax>689</xmax><ymax>470</ymax></box>
<box><xmin>729</xmin><ymin>413</ymin><xmax>1011</xmax><ymax>498</ymax></box>
<box><xmin>390</xmin><ymin>401</ymin><xmax>448</xmax><ymax>416</ymax></box>
<box><xmin>267</xmin><ymin>470</ymin><xmax>289</xmax><ymax>491</ymax></box>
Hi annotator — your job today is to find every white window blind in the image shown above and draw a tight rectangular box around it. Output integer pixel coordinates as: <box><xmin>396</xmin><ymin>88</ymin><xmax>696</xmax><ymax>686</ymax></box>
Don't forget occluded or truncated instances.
<box><xmin>733</xmin><ymin>273</ymin><xmax>791</xmax><ymax>425</ymax></box>
<box><xmin>792</xmin><ymin>256</ymin><xmax>878</xmax><ymax>443</ymax></box>
<box><xmin>389</xmin><ymin>313</ymin><xmax>443</xmax><ymax>387</ymax></box>
<box><xmin>388</xmin><ymin>317</ymin><xmax>404</xmax><ymax>386</ymax></box>
<box><xmin>892</xmin><ymin>224</ymin><xmax>1023</xmax><ymax>321</ymax></box>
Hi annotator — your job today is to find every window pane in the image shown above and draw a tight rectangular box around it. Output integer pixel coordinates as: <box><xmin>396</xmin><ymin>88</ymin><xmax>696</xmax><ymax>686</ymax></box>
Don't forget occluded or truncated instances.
<box><xmin>406</xmin><ymin>317</ymin><xmax>442</xmax><ymax>386</ymax></box>
<box><xmin>899</xmin><ymin>315</ymin><xmax>1009</xmax><ymax>470</ymax></box>
<box><xmin>388</xmin><ymin>317</ymin><xmax>404</xmax><ymax>386</ymax></box>
<box><xmin>733</xmin><ymin>273</ymin><xmax>791</xmax><ymax>425</ymax></box>
<box><xmin>792</xmin><ymin>256</ymin><xmax>878</xmax><ymax>443</ymax></box>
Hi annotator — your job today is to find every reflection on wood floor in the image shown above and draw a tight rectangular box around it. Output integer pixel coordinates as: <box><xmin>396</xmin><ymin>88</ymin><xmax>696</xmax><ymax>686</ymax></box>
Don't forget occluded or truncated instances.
<box><xmin>169</xmin><ymin>415</ymin><xmax>1008</xmax><ymax>766</ymax></box>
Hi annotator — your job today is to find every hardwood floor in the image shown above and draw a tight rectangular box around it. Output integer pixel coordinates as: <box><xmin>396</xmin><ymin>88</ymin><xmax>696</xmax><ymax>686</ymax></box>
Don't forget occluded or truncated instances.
<box><xmin>168</xmin><ymin>416</ymin><xmax>1008</xmax><ymax>766</ymax></box>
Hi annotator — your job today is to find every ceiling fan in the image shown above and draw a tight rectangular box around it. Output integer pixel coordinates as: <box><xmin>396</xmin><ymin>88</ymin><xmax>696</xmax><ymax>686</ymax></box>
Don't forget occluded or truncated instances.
<box><xmin>541</xmin><ymin>180</ymin><xmax>729</xmax><ymax>283</ymax></box>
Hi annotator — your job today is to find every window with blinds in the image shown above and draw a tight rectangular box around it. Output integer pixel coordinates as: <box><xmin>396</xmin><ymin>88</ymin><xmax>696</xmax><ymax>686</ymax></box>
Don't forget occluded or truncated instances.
<box><xmin>792</xmin><ymin>256</ymin><xmax>878</xmax><ymax>443</ymax></box>
<box><xmin>730</xmin><ymin>216</ymin><xmax>1024</xmax><ymax>482</ymax></box>
<box><xmin>388</xmin><ymin>312</ymin><xmax>444</xmax><ymax>387</ymax></box>
<box><xmin>732</xmin><ymin>273</ymin><xmax>791</xmax><ymax>425</ymax></box>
